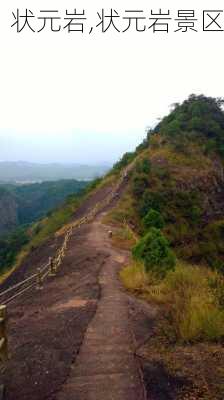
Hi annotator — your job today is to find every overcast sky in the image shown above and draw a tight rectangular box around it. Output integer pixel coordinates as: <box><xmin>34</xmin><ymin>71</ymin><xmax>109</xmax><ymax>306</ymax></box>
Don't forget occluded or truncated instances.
<box><xmin>0</xmin><ymin>0</ymin><xmax>224</xmax><ymax>164</ymax></box>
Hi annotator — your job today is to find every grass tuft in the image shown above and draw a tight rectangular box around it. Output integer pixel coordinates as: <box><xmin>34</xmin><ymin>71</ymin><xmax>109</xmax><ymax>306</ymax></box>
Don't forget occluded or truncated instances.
<box><xmin>121</xmin><ymin>260</ymin><xmax>224</xmax><ymax>343</ymax></box>
<box><xmin>162</xmin><ymin>264</ymin><xmax>224</xmax><ymax>342</ymax></box>
<box><xmin>120</xmin><ymin>261</ymin><xmax>148</xmax><ymax>292</ymax></box>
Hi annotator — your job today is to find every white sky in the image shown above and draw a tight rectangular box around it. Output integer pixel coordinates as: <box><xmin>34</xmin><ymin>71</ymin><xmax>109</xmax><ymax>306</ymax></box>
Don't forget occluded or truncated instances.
<box><xmin>0</xmin><ymin>0</ymin><xmax>224</xmax><ymax>163</ymax></box>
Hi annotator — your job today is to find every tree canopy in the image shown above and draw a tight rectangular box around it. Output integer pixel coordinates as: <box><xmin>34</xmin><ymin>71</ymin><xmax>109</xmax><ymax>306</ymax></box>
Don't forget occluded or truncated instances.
<box><xmin>154</xmin><ymin>95</ymin><xmax>224</xmax><ymax>156</ymax></box>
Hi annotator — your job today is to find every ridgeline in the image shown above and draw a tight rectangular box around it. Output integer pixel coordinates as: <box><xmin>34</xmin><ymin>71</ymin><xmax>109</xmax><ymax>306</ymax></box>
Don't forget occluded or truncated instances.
<box><xmin>1</xmin><ymin>94</ymin><xmax>224</xmax><ymax>400</ymax></box>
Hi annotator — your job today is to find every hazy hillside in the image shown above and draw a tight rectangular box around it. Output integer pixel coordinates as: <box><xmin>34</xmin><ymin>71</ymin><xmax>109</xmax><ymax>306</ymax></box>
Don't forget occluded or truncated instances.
<box><xmin>0</xmin><ymin>187</ymin><xmax>18</xmax><ymax>235</ymax></box>
<box><xmin>0</xmin><ymin>161</ymin><xmax>110</xmax><ymax>183</ymax></box>
<box><xmin>0</xmin><ymin>179</ymin><xmax>87</xmax><ymax>236</ymax></box>
<box><xmin>107</xmin><ymin>95</ymin><xmax>224</xmax><ymax>271</ymax></box>
<box><xmin>0</xmin><ymin>178</ymin><xmax>88</xmax><ymax>272</ymax></box>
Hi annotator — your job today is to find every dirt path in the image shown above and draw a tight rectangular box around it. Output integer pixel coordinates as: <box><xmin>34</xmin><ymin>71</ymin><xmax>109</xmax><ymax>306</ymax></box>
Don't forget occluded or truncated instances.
<box><xmin>0</xmin><ymin>173</ymin><xmax>152</xmax><ymax>400</ymax></box>
<box><xmin>56</xmin><ymin>218</ymin><xmax>145</xmax><ymax>400</ymax></box>
<box><xmin>3</xmin><ymin>166</ymin><xmax>220</xmax><ymax>399</ymax></box>
<box><xmin>1</xmin><ymin>224</ymin><xmax>107</xmax><ymax>400</ymax></box>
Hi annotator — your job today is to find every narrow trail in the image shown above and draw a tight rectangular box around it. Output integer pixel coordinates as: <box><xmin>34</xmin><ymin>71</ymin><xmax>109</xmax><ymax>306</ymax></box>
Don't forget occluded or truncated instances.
<box><xmin>0</xmin><ymin>168</ymin><xmax>153</xmax><ymax>400</ymax></box>
<box><xmin>57</xmin><ymin>217</ymin><xmax>145</xmax><ymax>400</ymax></box>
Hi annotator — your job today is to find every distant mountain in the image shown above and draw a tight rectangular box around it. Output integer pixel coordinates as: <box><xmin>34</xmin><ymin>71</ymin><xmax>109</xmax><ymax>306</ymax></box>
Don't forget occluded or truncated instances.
<box><xmin>0</xmin><ymin>161</ymin><xmax>111</xmax><ymax>183</ymax></box>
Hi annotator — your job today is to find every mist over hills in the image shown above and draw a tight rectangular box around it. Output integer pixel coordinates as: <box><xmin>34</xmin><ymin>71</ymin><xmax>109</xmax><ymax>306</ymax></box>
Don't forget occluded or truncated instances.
<box><xmin>0</xmin><ymin>161</ymin><xmax>111</xmax><ymax>183</ymax></box>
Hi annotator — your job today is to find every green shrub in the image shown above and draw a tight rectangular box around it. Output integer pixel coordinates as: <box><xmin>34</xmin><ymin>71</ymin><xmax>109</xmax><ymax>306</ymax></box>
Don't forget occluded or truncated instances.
<box><xmin>136</xmin><ymin>158</ymin><xmax>151</xmax><ymax>174</ymax></box>
<box><xmin>152</xmin><ymin>165</ymin><xmax>170</xmax><ymax>180</ymax></box>
<box><xmin>132</xmin><ymin>173</ymin><xmax>148</xmax><ymax>198</ymax></box>
<box><xmin>174</xmin><ymin>192</ymin><xmax>202</xmax><ymax>218</ymax></box>
<box><xmin>203</xmin><ymin>138</ymin><xmax>217</xmax><ymax>155</ymax></box>
<box><xmin>0</xmin><ymin>227</ymin><xmax>30</xmax><ymax>271</ymax></box>
<box><xmin>143</xmin><ymin>209</ymin><xmax>165</xmax><ymax>230</ymax></box>
<box><xmin>132</xmin><ymin>228</ymin><xmax>176</xmax><ymax>277</ymax></box>
<box><xmin>138</xmin><ymin>190</ymin><xmax>166</xmax><ymax>217</ymax></box>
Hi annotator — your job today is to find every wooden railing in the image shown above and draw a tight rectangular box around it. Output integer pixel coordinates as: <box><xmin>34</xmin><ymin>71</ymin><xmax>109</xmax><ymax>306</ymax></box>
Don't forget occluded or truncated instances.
<box><xmin>0</xmin><ymin>166</ymin><xmax>133</xmax><ymax>362</ymax></box>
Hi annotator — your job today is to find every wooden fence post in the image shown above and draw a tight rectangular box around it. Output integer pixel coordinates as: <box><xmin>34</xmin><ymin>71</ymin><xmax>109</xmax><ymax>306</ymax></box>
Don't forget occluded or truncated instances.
<box><xmin>0</xmin><ymin>305</ymin><xmax>8</xmax><ymax>362</ymax></box>
<box><xmin>49</xmin><ymin>257</ymin><xmax>56</xmax><ymax>276</ymax></box>
<box><xmin>57</xmin><ymin>256</ymin><xmax>61</xmax><ymax>270</ymax></box>
<box><xmin>36</xmin><ymin>268</ymin><xmax>43</xmax><ymax>290</ymax></box>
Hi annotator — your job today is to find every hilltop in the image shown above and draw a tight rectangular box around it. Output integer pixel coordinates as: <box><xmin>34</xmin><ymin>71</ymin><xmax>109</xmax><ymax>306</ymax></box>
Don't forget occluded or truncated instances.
<box><xmin>107</xmin><ymin>94</ymin><xmax>224</xmax><ymax>271</ymax></box>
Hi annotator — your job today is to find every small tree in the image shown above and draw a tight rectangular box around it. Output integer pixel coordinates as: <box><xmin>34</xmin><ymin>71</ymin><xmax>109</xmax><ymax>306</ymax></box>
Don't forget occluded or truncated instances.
<box><xmin>143</xmin><ymin>209</ymin><xmax>165</xmax><ymax>230</ymax></box>
<box><xmin>138</xmin><ymin>190</ymin><xmax>166</xmax><ymax>217</ymax></box>
<box><xmin>136</xmin><ymin>158</ymin><xmax>151</xmax><ymax>174</ymax></box>
<box><xmin>132</xmin><ymin>228</ymin><xmax>176</xmax><ymax>277</ymax></box>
